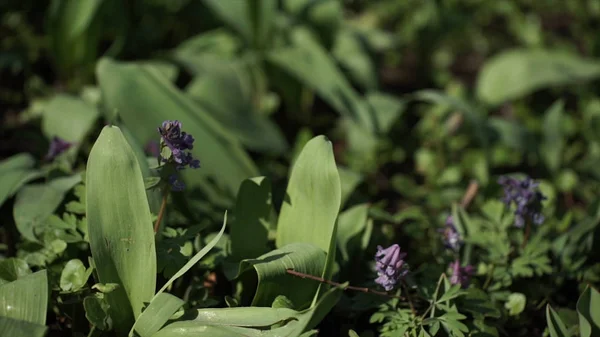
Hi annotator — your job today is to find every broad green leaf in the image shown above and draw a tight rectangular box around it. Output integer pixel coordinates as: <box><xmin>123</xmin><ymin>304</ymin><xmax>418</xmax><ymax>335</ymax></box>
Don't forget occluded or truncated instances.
<box><xmin>86</xmin><ymin>126</ymin><xmax>156</xmax><ymax>335</ymax></box>
<box><xmin>0</xmin><ymin>258</ymin><xmax>31</xmax><ymax>284</ymax></box>
<box><xmin>202</xmin><ymin>0</ymin><xmax>276</xmax><ymax>49</ymax></box>
<box><xmin>96</xmin><ymin>58</ymin><xmax>257</xmax><ymax>197</ymax></box>
<box><xmin>267</xmin><ymin>28</ymin><xmax>376</xmax><ymax>133</ymax></box>
<box><xmin>336</xmin><ymin>204</ymin><xmax>369</xmax><ymax>262</ymax></box>
<box><xmin>13</xmin><ymin>174</ymin><xmax>81</xmax><ymax>242</ymax></box>
<box><xmin>476</xmin><ymin>49</ymin><xmax>600</xmax><ymax>105</ymax></box>
<box><xmin>0</xmin><ymin>154</ymin><xmax>41</xmax><ymax>208</ymax></box>
<box><xmin>546</xmin><ymin>305</ymin><xmax>570</xmax><ymax>337</ymax></box>
<box><xmin>41</xmin><ymin>94</ymin><xmax>99</xmax><ymax>160</ymax></box>
<box><xmin>230</xmin><ymin>177</ymin><xmax>272</xmax><ymax>260</ymax></box>
<box><xmin>132</xmin><ymin>293</ymin><xmax>185</xmax><ymax>337</ymax></box>
<box><xmin>541</xmin><ymin>100</ymin><xmax>565</xmax><ymax>173</ymax></box>
<box><xmin>46</xmin><ymin>0</ymin><xmax>103</xmax><ymax>77</ymax></box>
<box><xmin>60</xmin><ymin>259</ymin><xmax>90</xmax><ymax>292</ymax></box>
<box><xmin>119</xmin><ymin>124</ymin><xmax>162</xmax><ymax>216</ymax></box>
<box><xmin>333</xmin><ymin>29</ymin><xmax>377</xmax><ymax>90</ymax></box>
<box><xmin>0</xmin><ymin>270</ymin><xmax>47</xmax><ymax>324</ymax></box>
<box><xmin>577</xmin><ymin>285</ymin><xmax>600</xmax><ymax>337</ymax></box>
<box><xmin>185</xmin><ymin>60</ymin><xmax>287</xmax><ymax>154</ymax></box>
<box><xmin>239</xmin><ymin>243</ymin><xmax>327</xmax><ymax>309</ymax></box>
<box><xmin>276</xmin><ymin>135</ymin><xmax>341</xmax><ymax>253</ymax></box>
<box><xmin>0</xmin><ymin>316</ymin><xmax>47</xmax><ymax>337</ymax></box>
<box><xmin>152</xmin><ymin>284</ymin><xmax>343</xmax><ymax>337</ymax></box>
<box><xmin>178</xmin><ymin>306</ymin><xmax>297</xmax><ymax>327</ymax></box>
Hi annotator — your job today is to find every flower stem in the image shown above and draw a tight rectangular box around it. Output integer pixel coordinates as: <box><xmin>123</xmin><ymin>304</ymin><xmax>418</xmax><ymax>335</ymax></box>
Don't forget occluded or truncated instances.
<box><xmin>460</xmin><ymin>180</ymin><xmax>479</xmax><ymax>208</ymax></box>
<box><xmin>402</xmin><ymin>281</ymin><xmax>416</xmax><ymax>316</ymax></box>
<box><xmin>285</xmin><ymin>269</ymin><xmax>405</xmax><ymax>300</ymax></box>
<box><xmin>154</xmin><ymin>190</ymin><xmax>169</xmax><ymax>234</ymax></box>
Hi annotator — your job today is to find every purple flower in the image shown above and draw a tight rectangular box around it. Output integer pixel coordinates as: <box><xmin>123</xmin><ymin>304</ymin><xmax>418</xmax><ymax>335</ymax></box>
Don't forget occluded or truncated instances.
<box><xmin>374</xmin><ymin>244</ymin><xmax>409</xmax><ymax>291</ymax></box>
<box><xmin>169</xmin><ymin>175</ymin><xmax>185</xmax><ymax>192</ymax></box>
<box><xmin>498</xmin><ymin>176</ymin><xmax>546</xmax><ymax>228</ymax></box>
<box><xmin>448</xmin><ymin>260</ymin><xmax>474</xmax><ymax>288</ymax></box>
<box><xmin>439</xmin><ymin>215</ymin><xmax>462</xmax><ymax>251</ymax></box>
<box><xmin>45</xmin><ymin>136</ymin><xmax>72</xmax><ymax>160</ymax></box>
<box><xmin>157</xmin><ymin>120</ymin><xmax>200</xmax><ymax>170</ymax></box>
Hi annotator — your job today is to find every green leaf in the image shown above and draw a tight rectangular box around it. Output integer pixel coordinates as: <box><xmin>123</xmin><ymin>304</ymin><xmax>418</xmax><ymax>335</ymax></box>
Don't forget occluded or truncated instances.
<box><xmin>505</xmin><ymin>293</ymin><xmax>526</xmax><ymax>316</ymax></box>
<box><xmin>185</xmin><ymin>61</ymin><xmax>287</xmax><ymax>154</ymax></box>
<box><xmin>132</xmin><ymin>293</ymin><xmax>185</xmax><ymax>337</ymax></box>
<box><xmin>202</xmin><ymin>0</ymin><xmax>276</xmax><ymax>49</ymax></box>
<box><xmin>336</xmin><ymin>204</ymin><xmax>369</xmax><ymax>262</ymax></box>
<box><xmin>0</xmin><ymin>270</ymin><xmax>48</xmax><ymax>324</ymax></box>
<box><xmin>239</xmin><ymin>242</ymin><xmax>327</xmax><ymax>309</ymax></box>
<box><xmin>152</xmin><ymin>284</ymin><xmax>343</xmax><ymax>337</ymax></box>
<box><xmin>86</xmin><ymin>126</ymin><xmax>157</xmax><ymax>335</ymax></box>
<box><xmin>436</xmin><ymin>285</ymin><xmax>466</xmax><ymax>304</ymax></box>
<box><xmin>13</xmin><ymin>174</ymin><xmax>81</xmax><ymax>242</ymax></box>
<box><xmin>577</xmin><ymin>285</ymin><xmax>600</xmax><ymax>337</ymax></box>
<box><xmin>333</xmin><ymin>29</ymin><xmax>377</xmax><ymax>90</ymax></box>
<box><xmin>0</xmin><ymin>154</ymin><xmax>41</xmax><ymax>208</ymax></box>
<box><xmin>230</xmin><ymin>177</ymin><xmax>272</xmax><ymax>260</ymax></box>
<box><xmin>546</xmin><ymin>305</ymin><xmax>570</xmax><ymax>337</ymax></box>
<box><xmin>476</xmin><ymin>49</ymin><xmax>600</xmax><ymax>105</ymax></box>
<box><xmin>541</xmin><ymin>100</ymin><xmax>565</xmax><ymax>173</ymax></box>
<box><xmin>276</xmin><ymin>135</ymin><xmax>341</xmax><ymax>254</ymax></box>
<box><xmin>41</xmin><ymin>94</ymin><xmax>99</xmax><ymax>160</ymax></box>
<box><xmin>267</xmin><ymin>28</ymin><xmax>375</xmax><ymax>133</ymax></box>
<box><xmin>60</xmin><ymin>259</ymin><xmax>91</xmax><ymax>292</ymax></box>
<box><xmin>84</xmin><ymin>294</ymin><xmax>111</xmax><ymax>330</ymax></box>
<box><xmin>47</xmin><ymin>0</ymin><xmax>104</xmax><ymax>76</ymax></box>
<box><xmin>0</xmin><ymin>316</ymin><xmax>47</xmax><ymax>337</ymax></box>
<box><xmin>96</xmin><ymin>58</ymin><xmax>258</xmax><ymax>197</ymax></box>
<box><xmin>0</xmin><ymin>258</ymin><xmax>31</xmax><ymax>284</ymax></box>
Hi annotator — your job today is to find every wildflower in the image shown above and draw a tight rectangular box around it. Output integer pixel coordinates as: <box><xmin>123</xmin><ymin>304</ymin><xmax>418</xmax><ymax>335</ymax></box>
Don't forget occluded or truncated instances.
<box><xmin>498</xmin><ymin>176</ymin><xmax>546</xmax><ymax>228</ymax></box>
<box><xmin>439</xmin><ymin>215</ymin><xmax>462</xmax><ymax>251</ymax></box>
<box><xmin>156</xmin><ymin>120</ymin><xmax>200</xmax><ymax>191</ymax></box>
<box><xmin>45</xmin><ymin>136</ymin><xmax>72</xmax><ymax>160</ymax></box>
<box><xmin>448</xmin><ymin>260</ymin><xmax>474</xmax><ymax>288</ymax></box>
<box><xmin>157</xmin><ymin>120</ymin><xmax>199</xmax><ymax>169</ymax></box>
<box><xmin>168</xmin><ymin>175</ymin><xmax>185</xmax><ymax>192</ymax></box>
<box><xmin>374</xmin><ymin>244</ymin><xmax>409</xmax><ymax>291</ymax></box>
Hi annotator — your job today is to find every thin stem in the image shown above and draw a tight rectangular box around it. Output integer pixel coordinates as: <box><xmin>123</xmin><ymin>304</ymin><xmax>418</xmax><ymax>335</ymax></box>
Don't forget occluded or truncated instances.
<box><xmin>482</xmin><ymin>264</ymin><xmax>495</xmax><ymax>290</ymax></box>
<box><xmin>154</xmin><ymin>190</ymin><xmax>169</xmax><ymax>234</ymax></box>
<box><xmin>460</xmin><ymin>180</ymin><xmax>479</xmax><ymax>209</ymax></box>
<box><xmin>285</xmin><ymin>269</ymin><xmax>405</xmax><ymax>300</ymax></box>
<box><xmin>87</xmin><ymin>325</ymin><xmax>96</xmax><ymax>337</ymax></box>
<box><xmin>402</xmin><ymin>281</ymin><xmax>416</xmax><ymax>316</ymax></box>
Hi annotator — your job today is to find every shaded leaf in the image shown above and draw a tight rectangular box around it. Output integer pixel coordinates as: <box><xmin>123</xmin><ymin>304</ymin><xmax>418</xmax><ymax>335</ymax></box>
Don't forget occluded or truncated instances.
<box><xmin>0</xmin><ymin>270</ymin><xmax>48</xmax><ymax>325</ymax></box>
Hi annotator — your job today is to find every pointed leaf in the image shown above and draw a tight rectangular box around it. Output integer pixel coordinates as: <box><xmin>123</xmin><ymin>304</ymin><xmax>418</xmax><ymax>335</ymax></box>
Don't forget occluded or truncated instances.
<box><xmin>577</xmin><ymin>285</ymin><xmax>600</xmax><ymax>337</ymax></box>
<box><xmin>546</xmin><ymin>305</ymin><xmax>570</xmax><ymax>337</ymax></box>
<box><xmin>133</xmin><ymin>293</ymin><xmax>185</xmax><ymax>337</ymax></box>
<box><xmin>86</xmin><ymin>126</ymin><xmax>156</xmax><ymax>334</ymax></box>
<box><xmin>0</xmin><ymin>154</ymin><xmax>41</xmax><ymax>208</ymax></box>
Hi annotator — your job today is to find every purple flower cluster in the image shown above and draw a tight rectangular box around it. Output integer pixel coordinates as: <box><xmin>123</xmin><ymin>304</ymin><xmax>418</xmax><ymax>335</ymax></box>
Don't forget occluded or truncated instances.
<box><xmin>448</xmin><ymin>259</ymin><xmax>474</xmax><ymax>288</ymax></box>
<box><xmin>374</xmin><ymin>244</ymin><xmax>409</xmax><ymax>291</ymax></box>
<box><xmin>498</xmin><ymin>176</ymin><xmax>546</xmax><ymax>228</ymax></box>
<box><xmin>158</xmin><ymin>120</ymin><xmax>200</xmax><ymax>170</ymax></box>
<box><xmin>439</xmin><ymin>215</ymin><xmax>462</xmax><ymax>251</ymax></box>
<box><xmin>157</xmin><ymin>120</ymin><xmax>200</xmax><ymax>191</ymax></box>
<box><xmin>45</xmin><ymin>136</ymin><xmax>72</xmax><ymax>161</ymax></box>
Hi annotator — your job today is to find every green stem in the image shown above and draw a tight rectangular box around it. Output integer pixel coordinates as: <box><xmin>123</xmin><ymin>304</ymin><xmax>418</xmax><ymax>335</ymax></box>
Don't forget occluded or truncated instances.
<box><xmin>153</xmin><ymin>189</ymin><xmax>169</xmax><ymax>234</ymax></box>
<box><xmin>482</xmin><ymin>264</ymin><xmax>495</xmax><ymax>290</ymax></box>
